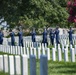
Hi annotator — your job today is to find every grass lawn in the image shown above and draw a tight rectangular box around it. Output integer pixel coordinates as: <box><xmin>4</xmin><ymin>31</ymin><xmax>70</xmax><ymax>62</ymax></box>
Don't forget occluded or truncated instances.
<box><xmin>0</xmin><ymin>72</ymin><xmax>8</xmax><ymax>75</ymax></box>
<box><xmin>35</xmin><ymin>60</ymin><xmax>76</xmax><ymax>75</ymax></box>
<box><xmin>0</xmin><ymin>46</ymin><xmax>76</xmax><ymax>75</ymax></box>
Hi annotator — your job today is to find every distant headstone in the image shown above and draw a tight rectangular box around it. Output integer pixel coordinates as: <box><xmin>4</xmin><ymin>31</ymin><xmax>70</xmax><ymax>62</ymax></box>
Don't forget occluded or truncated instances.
<box><xmin>52</xmin><ymin>48</ymin><xmax>56</xmax><ymax>61</ymax></box>
<box><xmin>70</xmin><ymin>48</ymin><xmax>75</xmax><ymax>62</ymax></box>
<box><xmin>64</xmin><ymin>48</ymin><xmax>68</xmax><ymax>62</ymax></box>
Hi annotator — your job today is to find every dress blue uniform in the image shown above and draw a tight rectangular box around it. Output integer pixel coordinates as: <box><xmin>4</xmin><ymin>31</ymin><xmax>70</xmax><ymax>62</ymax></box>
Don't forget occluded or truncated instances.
<box><xmin>50</xmin><ymin>30</ymin><xmax>55</xmax><ymax>45</ymax></box>
<box><xmin>55</xmin><ymin>29</ymin><xmax>60</xmax><ymax>45</ymax></box>
<box><xmin>42</xmin><ymin>29</ymin><xmax>48</xmax><ymax>45</ymax></box>
<box><xmin>18</xmin><ymin>31</ymin><xmax>24</xmax><ymax>47</ymax></box>
<box><xmin>31</xmin><ymin>31</ymin><xmax>36</xmax><ymax>42</ymax></box>
<box><xmin>0</xmin><ymin>31</ymin><xmax>4</xmax><ymax>44</ymax></box>
<box><xmin>10</xmin><ymin>31</ymin><xmax>15</xmax><ymax>46</ymax></box>
<box><xmin>68</xmin><ymin>29</ymin><xmax>73</xmax><ymax>45</ymax></box>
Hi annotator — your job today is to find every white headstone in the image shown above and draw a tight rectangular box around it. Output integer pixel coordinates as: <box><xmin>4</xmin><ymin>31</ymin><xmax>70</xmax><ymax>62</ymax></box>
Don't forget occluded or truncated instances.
<box><xmin>0</xmin><ymin>55</ymin><xmax>3</xmax><ymax>71</ymax></box>
<box><xmin>9</xmin><ymin>55</ymin><xmax>15</xmax><ymax>75</ymax></box>
<box><xmin>15</xmin><ymin>46</ymin><xmax>18</xmax><ymax>55</ymax></box>
<box><xmin>64</xmin><ymin>48</ymin><xmax>68</xmax><ymax>62</ymax></box>
<box><xmin>31</xmin><ymin>42</ymin><xmax>34</xmax><ymax>47</ymax></box>
<box><xmin>34</xmin><ymin>48</ymin><xmax>36</xmax><ymax>58</ymax></box>
<box><xmin>52</xmin><ymin>48</ymin><xmax>56</xmax><ymax>61</ymax></box>
<box><xmin>38</xmin><ymin>48</ymin><xmax>41</xmax><ymax>59</ymax></box>
<box><xmin>42</xmin><ymin>47</ymin><xmax>45</xmax><ymax>55</ymax></box>
<box><xmin>20</xmin><ymin>46</ymin><xmax>23</xmax><ymax>55</ymax></box>
<box><xmin>47</xmin><ymin>48</ymin><xmax>50</xmax><ymax>60</ymax></box>
<box><xmin>30</xmin><ymin>47</ymin><xmax>33</xmax><ymax>55</ymax></box>
<box><xmin>3</xmin><ymin>55</ymin><xmax>9</xmax><ymax>73</ymax></box>
<box><xmin>58</xmin><ymin>48</ymin><xmax>62</xmax><ymax>61</ymax></box>
<box><xmin>71</xmin><ymin>48</ymin><xmax>75</xmax><ymax>62</ymax></box>
<box><xmin>18</xmin><ymin>46</ymin><xmax>20</xmax><ymax>55</ymax></box>
<box><xmin>23</xmin><ymin>47</ymin><xmax>26</xmax><ymax>54</ymax></box>
<box><xmin>62</xmin><ymin>44</ymin><xmax>64</xmax><ymax>53</ymax></box>
<box><xmin>39</xmin><ymin>43</ymin><xmax>42</xmax><ymax>48</ymax></box>
<box><xmin>75</xmin><ymin>45</ymin><xmax>76</xmax><ymax>54</ymax></box>
<box><xmin>14</xmin><ymin>55</ymin><xmax>21</xmax><ymax>75</ymax></box>
<box><xmin>21</xmin><ymin>55</ymin><xmax>28</xmax><ymax>75</ymax></box>
<box><xmin>27</xmin><ymin>47</ymin><xmax>29</xmax><ymax>58</ymax></box>
<box><xmin>54</xmin><ymin>44</ymin><xmax>57</xmax><ymax>51</ymax></box>
<box><xmin>10</xmin><ymin>46</ymin><xmax>13</xmax><ymax>54</ymax></box>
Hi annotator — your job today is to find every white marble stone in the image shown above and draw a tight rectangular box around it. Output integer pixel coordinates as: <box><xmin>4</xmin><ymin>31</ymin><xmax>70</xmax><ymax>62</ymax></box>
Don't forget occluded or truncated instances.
<box><xmin>75</xmin><ymin>45</ymin><xmax>76</xmax><ymax>54</ymax></box>
<box><xmin>71</xmin><ymin>48</ymin><xmax>75</xmax><ymax>62</ymax></box>
<box><xmin>10</xmin><ymin>46</ymin><xmax>13</xmax><ymax>54</ymax></box>
<box><xmin>42</xmin><ymin>47</ymin><xmax>45</xmax><ymax>55</ymax></box>
<box><xmin>15</xmin><ymin>46</ymin><xmax>18</xmax><ymax>55</ymax></box>
<box><xmin>9</xmin><ymin>55</ymin><xmax>15</xmax><ymax>75</ymax></box>
<box><xmin>64</xmin><ymin>48</ymin><xmax>68</xmax><ymax>62</ymax></box>
<box><xmin>52</xmin><ymin>48</ymin><xmax>56</xmax><ymax>61</ymax></box>
<box><xmin>20</xmin><ymin>46</ymin><xmax>23</xmax><ymax>55</ymax></box>
<box><xmin>27</xmin><ymin>47</ymin><xmax>29</xmax><ymax>58</ymax></box>
<box><xmin>38</xmin><ymin>48</ymin><xmax>41</xmax><ymax>59</ymax></box>
<box><xmin>58</xmin><ymin>48</ymin><xmax>62</xmax><ymax>61</ymax></box>
<box><xmin>14</xmin><ymin>55</ymin><xmax>21</xmax><ymax>75</ymax></box>
<box><xmin>30</xmin><ymin>47</ymin><xmax>33</xmax><ymax>55</ymax></box>
<box><xmin>21</xmin><ymin>55</ymin><xmax>28</xmax><ymax>75</ymax></box>
<box><xmin>23</xmin><ymin>47</ymin><xmax>26</xmax><ymax>54</ymax></box>
<box><xmin>3</xmin><ymin>55</ymin><xmax>8</xmax><ymax>73</ymax></box>
<box><xmin>18</xmin><ymin>46</ymin><xmax>20</xmax><ymax>55</ymax></box>
<box><xmin>47</xmin><ymin>48</ymin><xmax>50</xmax><ymax>60</ymax></box>
<box><xmin>0</xmin><ymin>55</ymin><xmax>3</xmax><ymax>71</ymax></box>
<box><xmin>34</xmin><ymin>48</ymin><xmax>36</xmax><ymax>58</ymax></box>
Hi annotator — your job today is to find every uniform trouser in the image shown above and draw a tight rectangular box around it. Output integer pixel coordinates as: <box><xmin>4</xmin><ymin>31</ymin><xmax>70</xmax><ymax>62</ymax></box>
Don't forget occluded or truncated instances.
<box><xmin>11</xmin><ymin>41</ymin><xmax>15</xmax><ymax>46</ymax></box>
<box><xmin>11</xmin><ymin>39</ymin><xmax>15</xmax><ymax>46</ymax></box>
<box><xmin>0</xmin><ymin>39</ymin><xmax>3</xmax><ymax>44</ymax></box>
<box><xmin>69</xmin><ymin>39</ymin><xmax>73</xmax><ymax>45</ymax></box>
<box><xmin>50</xmin><ymin>38</ymin><xmax>54</xmax><ymax>45</ymax></box>
<box><xmin>56</xmin><ymin>39</ymin><xmax>60</xmax><ymax>46</ymax></box>
<box><xmin>32</xmin><ymin>38</ymin><xmax>36</xmax><ymax>42</ymax></box>
<box><xmin>19</xmin><ymin>39</ymin><xmax>24</xmax><ymax>47</ymax></box>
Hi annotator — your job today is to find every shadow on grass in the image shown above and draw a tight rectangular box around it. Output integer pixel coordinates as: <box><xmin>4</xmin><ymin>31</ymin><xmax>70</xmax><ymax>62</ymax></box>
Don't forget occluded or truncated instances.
<box><xmin>48</xmin><ymin>61</ymin><xmax>76</xmax><ymax>75</ymax></box>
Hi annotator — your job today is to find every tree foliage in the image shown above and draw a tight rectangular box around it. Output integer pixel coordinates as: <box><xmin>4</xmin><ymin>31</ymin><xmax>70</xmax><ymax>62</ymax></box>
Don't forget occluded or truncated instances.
<box><xmin>0</xmin><ymin>0</ymin><xmax>69</xmax><ymax>28</ymax></box>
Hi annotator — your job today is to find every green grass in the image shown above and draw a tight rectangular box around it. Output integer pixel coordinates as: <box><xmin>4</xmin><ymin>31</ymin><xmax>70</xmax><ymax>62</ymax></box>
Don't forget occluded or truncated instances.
<box><xmin>48</xmin><ymin>61</ymin><xmax>76</xmax><ymax>75</ymax></box>
<box><xmin>0</xmin><ymin>71</ymin><xmax>8</xmax><ymax>75</ymax></box>
<box><xmin>1</xmin><ymin>46</ymin><xmax>76</xmax><ymax>75</ymax></box>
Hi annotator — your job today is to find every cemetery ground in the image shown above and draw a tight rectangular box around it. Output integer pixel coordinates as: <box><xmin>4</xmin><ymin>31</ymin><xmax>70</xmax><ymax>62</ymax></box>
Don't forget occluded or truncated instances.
<box><xmin>0</xmin><ymin>47</ymin><xmax>76</xmax><ymax>75</ymax></box>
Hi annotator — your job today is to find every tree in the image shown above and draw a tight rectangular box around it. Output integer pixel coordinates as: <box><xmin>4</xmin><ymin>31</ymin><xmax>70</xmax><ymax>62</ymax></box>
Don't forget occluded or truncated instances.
<box><xmin>0</xmin><ymin>0</ymin><xmax>69</xmax><ymax>29</ymax></box>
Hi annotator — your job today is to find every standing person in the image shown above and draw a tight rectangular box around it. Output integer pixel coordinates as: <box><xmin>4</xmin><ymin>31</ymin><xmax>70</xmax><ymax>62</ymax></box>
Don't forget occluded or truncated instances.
<box><xmin>49</xmin><ymin>29</ymin><xmax>55</xmax><ymax>45</ymax></box>
<box><xmin>18</xmin><ymin>29</ymin><xmax>24</xmax><ymax>47</ymax></box>
<box><xmin>68</xmin><ymin>26</ymin><xmax>73</xmax><ymax>45</ymax></box>
<box><xmin>42</xmin><ymin>28</ymin><xmax>48</xmax><ymax>46</ymax></box>
<box><xmin>10</xmin><ymin>29</ymin><xmax>15</xmax><ymax>46</ymax></box>
<box><xmin>55</xmin><ymin>26</ymin><xmax>60</xmax><ymax>46</ymax></box>
<box><xmin>0</xmin><ymin>29</ymin><xmax>4</xmax><ymax>44</ymax></box>
<box><xmin>31</xmin><ymin>28</ymin><xmax>36</xmax><ymax>47</ymax></box>
<box><xmin>31</xmin><ymin>28</ymin><xmax>36</xmax><ymax>42</ymax></box>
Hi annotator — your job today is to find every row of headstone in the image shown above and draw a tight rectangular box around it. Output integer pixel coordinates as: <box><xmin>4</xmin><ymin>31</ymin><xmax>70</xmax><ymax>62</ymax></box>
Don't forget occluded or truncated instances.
<box><xmin>0</xmin><ymin>44</ymin><xmax>50</xmax><ymax>60</ymax></box>
<box><xmin>0</xmin><ymin>54</ymin><xmax>48</xmax><ymax>75</ymax></box>
<box><xmin>52</xmin><ymin>44</ymin><xmax>75</xmax><ymax>62</ymax></box>
<box><xmin>0</xmin><ymin>55</ymin><xmax>28</xmax><ymax>75</ymax></box>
